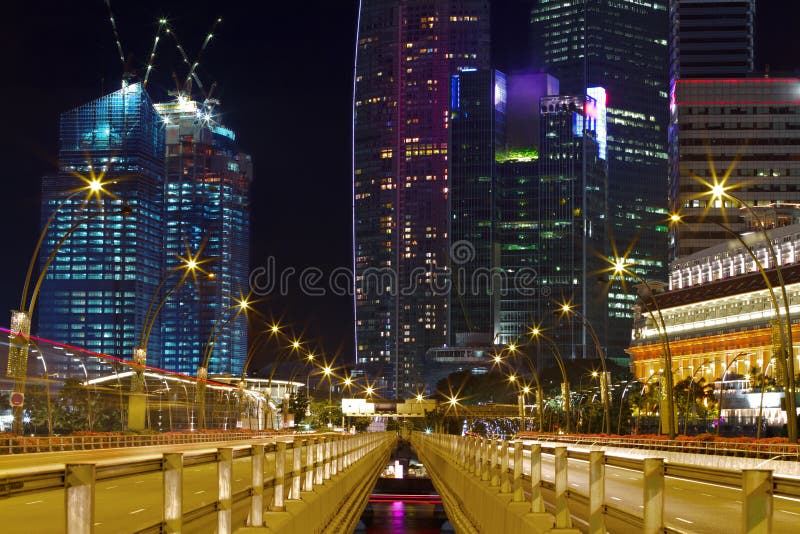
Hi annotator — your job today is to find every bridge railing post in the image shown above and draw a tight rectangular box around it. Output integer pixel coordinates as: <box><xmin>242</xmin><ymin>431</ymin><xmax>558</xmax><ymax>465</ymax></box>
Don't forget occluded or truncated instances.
<box><xmin>272</xmin><ymin>442</ymin><xmax>286</xmax><ymax>511</ymax></box>
<box><xmin>553</xmin><ymin>446</ymin><xmax>572</xmax><ymax>528</ymax></box>
<box><xmin>490</xmin><ymin>439</ymin><xmax>500</xmax><ymax>487</ymax></box>
<box><xmin>466</xmin><ymin>437</ymin><xmax>475</xmax><ymax>474</ymax></box>
<box><xmin>589</xmin><ymin>450</ymin><xmax>605</xmax><ymax>534</ymax></box>
<box><xmin>315</xmin><ymin>437</ymin><xmax>325</xmax><ymax>485</ymax></box>
<box><xmin>323</xmin><ymin>436</ymin><xmax>332</xmax><ymax>481</ymax></box>
<box><xmin>742</xmin><ymin>469</ymin><xmax>773</xmax><ymax>534</ymax></box>
<box><xmin>474</xmin><ymin>437</ymin><xmax>482</xmax><ymax>476</ymax></box>
<box><xmin>304</xmin><ymin>438</ymin><xmax>315</xmax><ymax>492</ymax></box>
<box><xmin>481</xmin><ymin>439</ymin><xmax>491</xmax><ymax>482</ymax></box>
<box><xmin>642</xmin><ymin>457</ymin><xmax>664</xmax><ymax>534</ymax></box>
<box><xmin>249</xmin><ymin>444</ymin><xmax>264</xmax><ymax>526</ymax></box>
<box><xmin>163</xmin><ymin>453</ymin><xmax>183</xmax><ymax>533</ymax></box>
<box><xmin>530</xmin><ymin>443</ymin><xmax>544</xmax><ymax>513</ymax></box>
<box><xmin>330</xmin><ymin>437</ymin><xmax>337</xmax><ymax>477</ymax></box>
<box><xmin>290</xmin><ymin>441</ymin><xmax>302</xmax><ymax>499</ymax></box>
<box><xmin>337</xmin><ymin>436</ymin><xmax>344</xmax><ymax>473</ymax></box>
<box><xmin>512</xmin><ymin>441</ymin><xmax>523</xmax><ymax>502</ymax></box>
<box><xmin>500</xmin><ymin>440</ymin><xmax>511</xmax><ymax>493</ymax></box>
<box><xmin>65</xmin><ymin>463</ymin><xmax>95</xmax><ymax>534</ymax></box>
<box><xmin>217</xmin><ymin>447</ymin><xmax>234</xmax><ymax>534</ymax></box>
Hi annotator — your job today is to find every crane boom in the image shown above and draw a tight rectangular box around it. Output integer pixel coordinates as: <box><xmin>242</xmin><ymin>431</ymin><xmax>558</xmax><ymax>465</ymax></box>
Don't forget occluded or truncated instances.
<box><xmin>104</xmin><ymin>0</ymin><xmax>126</xmax><ymax>71</ymax></box>
<box><xmin>143</xmin><ymin>18</ymin><xmax>167</xmax><ymax>88</ymax></box>
<box><xmin>165</xmin><ymin>25</ymin><xmax>194</xmax><ymax>97</ymax></box>
<box><xmin>183</xmin><ymin>17</ymin><xmax>223</xmax><ymax>96</ymax></box>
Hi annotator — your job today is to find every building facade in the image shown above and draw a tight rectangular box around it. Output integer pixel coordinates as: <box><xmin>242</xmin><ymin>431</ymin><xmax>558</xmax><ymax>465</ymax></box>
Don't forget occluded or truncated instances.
<box><xmin>531</xmin><ymin>0</ymin><xmax>670</xmax><ymax>361</ymax></box>
<box><xmin>39</xmin><ymin>83</ymin><xmax>165</xmax><ymax>373</ymax></box>
<box><xmin>353</xmin><ymin>0</ymin><xmax>491</xmax><ymax>398</ymax></box>
<box><xmin>154</xmin><ymin>97</ymin><xmax>252</xmax><ymax>376</ymax></box>
<box><xmin>670</xmin><ymin>78</ymin><xmax>800</xmax><ymax>258</ymax></box>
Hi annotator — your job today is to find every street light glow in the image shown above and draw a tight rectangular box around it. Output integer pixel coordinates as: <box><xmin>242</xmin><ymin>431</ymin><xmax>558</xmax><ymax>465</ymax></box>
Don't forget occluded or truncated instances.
<box><xmin>523</xmin><ymin>386</ymin><xmax>530</xmax><ymax>394</ymax></box>
<box><xmin>323</xmin><ymin>365</ymin><xmax>332</xmax><ymax>376</ymax></box>
<box><xmin>508</xmin><ymin>374</ymin><xmax>517</xmax><ymax>383</ymax></box>
<box><xmin>415</xmin><ymin>393</ymin><xmax>424</xmax><ymax>402</ymax></box>
<box><xmin>507</xmin><ymin>343</ymin><xmax>516</xmax><ymax>352</ymax></box>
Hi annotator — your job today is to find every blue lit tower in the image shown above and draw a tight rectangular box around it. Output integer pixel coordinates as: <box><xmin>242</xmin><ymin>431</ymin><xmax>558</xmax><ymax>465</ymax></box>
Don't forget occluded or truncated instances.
<box><xmin>531</xmin><ymin>1</ymin><xmax>669</xmax><ymax>362</ymax></box>
<box><xmin>39</xmin><ymin>83</ymin><xmax>165</xmax><ymax>371</ymax></box>
<box><xmin>154</xmin><ymin>96</ymin><xmax>252</xmax><ymax>376</ymax></box>
<box><xmin>353</xmin><ymin>0</ymin><xmax>490</xmax><ymax>397</ymax></box>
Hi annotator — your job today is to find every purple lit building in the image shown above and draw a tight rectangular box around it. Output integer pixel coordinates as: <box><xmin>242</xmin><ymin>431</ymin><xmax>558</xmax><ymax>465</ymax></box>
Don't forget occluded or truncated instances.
<box><xmin>353</xmin><ymin>0</ymin><xmax>490</xmax><ymax>397</ymax></box>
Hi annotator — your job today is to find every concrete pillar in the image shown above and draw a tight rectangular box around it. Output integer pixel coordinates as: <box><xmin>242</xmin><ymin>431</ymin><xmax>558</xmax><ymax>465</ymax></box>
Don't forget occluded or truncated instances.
<box><xmin>474</xmin><ymin>438</ymin><xmax>482</xmax><ymax>477</ymax></box>
<box><xmin>642</xmin><ymin>458</ymin><xmax>664</xmax><ymax>534</ymax></box>
<box><xmin>588</xmin><ymin>450</ymin><xmax>605</xmax><ymax>534</ymax></box>
<box><xmin>217</xmin><ymin>448</ymin><xmax>234</xmax><ymax>534</ymax></box>
<box><xmin>467</xmin><ymin>438</ymin><xmax>475</xmax><ymax>474</ymax></box>
<box><xmin>490</xmin><ymin>439</ymin><xmax>500</xmax><ymax>487</ymax></box>
<box><xmin>304</xmin><ymin>438</ymin><xmax>314</xmax><ymax>491</ymax></box>
<box><xmin>500</xmin><ymin>440</ymin><xmax>511</xmax><ymax>494</ymax></box>
<box><xmin>330</xmin><ymin>437</ymin><xmax>338</xmax><ymax>477</ymax></box>
<box><xmin>530</xmin><ymin>443</ymin><xmax>544</xmax><ymax>513</ymax></box>
<box><xmin>481</xmin><ymin>439</ymin><xmax>491</xmax><ymax>482</ymax></box>
<box><xmin>160</xmin><ymin>453</ymin><xmax>183</xmax><ymax>533</ymax></box>
<box><xmin>249</xmin><ymin>445</ymin><xmax>264</xmax><ymax>526</ymax></box>
<box><xmin>290</xmin><ymin>442</ymin><xmax>302</xmax><ymax>499</ymax></box>
<box><xmin>65</xmin><ymin>463</ymin><xmax>95</xmax><ymax>534</ymax></box>
<box><xmin>337</xmin><ymin>436</ymin><xmax>344</xmax><ymax>473</ymax></box>
<box><xmin>315</xmin><ymin>437</ymin><xmax>324</xmax><ymax>485</ymax></box>
<box><xmin>323</xmin><ymin>437</ymin><xmax>332</xmax><ymax>481</ymax></box>
<box><xmin>512</xmin><ymin>441</ymin><xmax>524</xmax><ymax>502</ymax></box>
<box><xmin>742</xmin><ymin>469</ymin><xmax>773</xmax><ymax>534</ymax></box>
<box><xmin>272</xmin><ymin>442</ymin><xmax>286</xmax><ymax>511</ymax></box>
<box><xmin>553</xmin><ymin>446</ymin><xmax>572</xmax><ymax>528</ymax></box>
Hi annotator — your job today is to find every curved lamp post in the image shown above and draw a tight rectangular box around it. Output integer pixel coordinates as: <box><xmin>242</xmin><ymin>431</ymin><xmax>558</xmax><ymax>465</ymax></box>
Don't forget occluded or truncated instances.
<box><xmin>717</xmin><ymin>351</ymin><xmax>750</xmax><ymax>436</ymax></box>
<box><xmin>528</xmin><ymin>327</ymin><xmax>572</xmax><ymax>433</ymax></box>
<box><xmin>702</xmin><ymin>181</ymin><xmax>798</xmax><ymax>442</ymax></box>
<box><xmin>10</xmin><ymin>177</ymin><xmax>126</xmax><ymax>433</ymax></box>
<box><xmin>196</xmin><ymin>297</ymin><xmax>251</xmax><ymax>429</ymax></box>
<box><xmin>495</xmin><ymin>344</ymin><xmax>545</xmax><ymax>432</ymax></box>
<box><xmin>556</xmin><ymin>304</ymin><xmax>612</xmax><ymax>434</ymax></box>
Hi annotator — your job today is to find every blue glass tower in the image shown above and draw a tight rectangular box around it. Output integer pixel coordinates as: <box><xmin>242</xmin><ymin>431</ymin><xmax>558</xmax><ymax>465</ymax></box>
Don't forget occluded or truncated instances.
<box><xmin>155</xmin><ymin>98</ymin><xmax>252</xmax><ymax>376</ymax></box>
<box><xmin>39</xmin><ymin>83</ymin><xmax>165</xmax><ymax>373</ymax></box>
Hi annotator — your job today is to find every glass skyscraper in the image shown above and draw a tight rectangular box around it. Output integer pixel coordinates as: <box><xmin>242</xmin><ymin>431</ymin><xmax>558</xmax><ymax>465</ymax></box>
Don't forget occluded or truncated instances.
<box><xmin>39</xmin><ymin>83</ymin><xmax>165</xmax><ymax>373</ymax></box>
<box><xmin>531</xmin><ymin>0</ymin><xmax>670</xmax><ymax>362</ymax></box>
<box><xmin>155</xmin><ymin>97</ymin><xmax>252</xmax><ymax>376</ymax></box>
<box><xmin>353</xmin><ymin>0</ymin><xmax>491</xmax><ymax>398</ymax></box>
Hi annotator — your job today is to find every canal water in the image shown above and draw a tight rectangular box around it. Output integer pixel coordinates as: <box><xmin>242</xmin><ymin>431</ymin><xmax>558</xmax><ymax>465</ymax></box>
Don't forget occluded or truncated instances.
<box><xmin>356</xmin><ymin>438</ymin><xmax>450</xmax><ymax>533</ymax></box>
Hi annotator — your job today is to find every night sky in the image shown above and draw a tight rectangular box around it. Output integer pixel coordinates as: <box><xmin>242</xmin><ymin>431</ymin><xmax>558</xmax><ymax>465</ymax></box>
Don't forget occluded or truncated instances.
<box><xmin>1</xmin><ymin>1</ymin><xmax>798</xmax><ymax>372</ymax></box>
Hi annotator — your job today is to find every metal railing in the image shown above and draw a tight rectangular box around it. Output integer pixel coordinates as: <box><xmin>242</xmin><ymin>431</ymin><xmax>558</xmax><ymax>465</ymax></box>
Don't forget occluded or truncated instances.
<box><xmin>417</xmin><ymin>432</ymin><xmax>798</xmax><ymax>534</ymax></box>
<box><xmin>1</xmin><ymin>432</ymin><xmax>392</xmax><ymax>534</ymax></box>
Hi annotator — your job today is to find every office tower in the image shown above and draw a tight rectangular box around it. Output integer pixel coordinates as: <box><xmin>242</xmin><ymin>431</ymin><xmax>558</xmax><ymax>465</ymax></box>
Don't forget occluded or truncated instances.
<box><xmin>536</xmin><ymin>92</ymin><xmax>608</xmax><ymax>362</ymax></box>
<box><xmin>39</xmin><ymin>83</ymin><xmax>165</xmax><ymax>373</ymax></box>
<box><xmin>671</xmin><ymin>78</ymin><xmax>800</xmax><ymax>257</ymax></box>
<box><xmin>669</xmin><ymin>0</ymin><xmax>756</xmax><ymax>81</ymax></box>
<box><xmin>354</xmin><ymin>0</ymin><xmax>491</xmax><ymax>397</ymax></box>
<box><xmin>155</xmin><ymin>97</ymin><xmax>252</xmax><ymax>376</ymax></box>
<box><xmin>449</xmin><ymin>69</ymin><xmax>506</xmax><ymax>345</ymax></box>
<box><xmin>531</xmin><ymin>0</ymin><xmax>669</xmax><ymax>361</ymax></box>
<box><xmin>496</xmin><ymin>73</ymin><xmax>558</xmax><ymax>346</ymax></box>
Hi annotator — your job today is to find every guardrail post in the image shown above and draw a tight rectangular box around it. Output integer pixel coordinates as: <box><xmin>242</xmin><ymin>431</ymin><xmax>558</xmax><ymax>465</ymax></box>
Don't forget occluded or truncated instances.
<box><xmin>466</xmin><ymin>437</ymin><xmax>475</xmax><ymax>474</ymax></box>
<box><xmin>290</xmin><ymin>441</ymin><xmax>302</xmax><ymax>499</ymax></box>
<box><xmin>589</xmin><ymin>450</ymin><xmax>605</xmax><ymax>534</ymax></box>
<box><xmin>490</xmin><ymin>439</ymin><xmax>500</xmax><ymax>487</ymax></box>
<box><xmin>500</xmin><ymin>440</ymin><xmax>511</xmax><ymax>494</ymax></box>
<box><xmin>217</xmin><ymin>447</ymin><xmax>234</xmax><ymax>534</ymax></box>
<box><xmin>315</xmin><ymin>437</ymin><xmax>325</xmax><ymax>485</ymax></box>
<box><xmin>163</xmin><ymin>453</ymin><xmax>183</xmax><ymax>533</ymax></box>
<box><xmin>272</xmin><ymin>442</ymin><xmax>286</xmax><ymax>511</ymax></box>
<box><xmin>642</xmin><ymin>457</ymin><xmax>664</xmax><ymax>534</ymax></box>
<box><xmin>530</xmin><ymin>443</ymin><xmax>544</xmax><ymax>512</ymax></box>
<box><xmin>323</xmin><ymin>436</ymin><xmax>332</xmax><ymax>480</ymax></box>
<box><xmin>337</xmin><ymin>436</ymin><xmax>344</xmax><ymax>473</ymax></box>
<box><xmin>65</xmin><ymin>463</ymin><xmax>95</xmax><ymax>534</ymax></box>
<box><xmin>742</xmin><ymin>469</ymin><xmax>772</xmax><ymax>534</ymax></box>
<box><xmin>481</xmin><ymin>439</ymin><xmax>491</xmax><ymax>482</ymax></box>
<box><xmin>304</xmin><ymin>438</ymin><xmax>315</xmax><ymax>491</ymax></box>
<box><xmin>554</xmin><ymin>446</ymin><xmax>572</xmax><ymax>528</ymax></box>
<box><xmin>249</xmin><ymin>444</ymin><xmax>264</xmax><ymax>526</ymax></box>
<box><xmin>512</xmin><ymin>441</ymin><xmax>524</xmax><ymax>502</ymax></box>
<box><xmin>332</xmin><ymin>437</ymin><xmax>339</xmax><ymax>476</ymax></box>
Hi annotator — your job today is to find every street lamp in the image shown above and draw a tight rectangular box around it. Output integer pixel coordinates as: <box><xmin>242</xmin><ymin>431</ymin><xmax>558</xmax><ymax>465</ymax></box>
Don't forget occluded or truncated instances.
<box><xmin>702</xmin><ymin>180</ymin><xmax>798</xmax><ymax>442</ymax></box>
<box><xmin>500</xmin><ymin>343</ymin><xmax>545</xmax><ymax>432</ymax></box>
<box><xmin>528</xmin><ymin>327</ymin><xmax>572</xmax><ymax>433</ymax></box>
<box><xmin>609</xmin><ymin>258</ymin><xmax>677</xmax><ymax>439</ymax></box>
<box><xmin>322</xmin><ymin>365</ymin><xmax>333</xmax><ymax>427</ymax></box>
<box><xmin>557</xmin><ymin>303</ymin><xmax>612</xmax><ymax>434</ymax></box>
<box><xmin>9</xmin><ymin>177</ymin><xmax>127</xmax><ymax>434</ymax></box>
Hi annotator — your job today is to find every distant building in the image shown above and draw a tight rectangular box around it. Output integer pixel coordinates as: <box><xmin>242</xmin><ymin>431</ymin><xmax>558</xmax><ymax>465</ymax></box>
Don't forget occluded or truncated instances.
<box><xmin>39</xmin><ymin>83</ymin><xmax>165</xmax><ymax>374</ymax></box>
<box><xmin>670</xmin><ymin>78</ymin><xmax>800</xmax><ymax>258</ymax></box>
<box><xmin>154</xmin><ymin>96</ymin><xmax>252</xmax><ymax>376</ymax></box>
<box><xmin>353</xmin><ymin>0</ymin><xmax>491</xmax><ymax>398</ymax></box>
<box><xmin>424</xmin><ymin>345</ymin><xmax>493</xmax><ymax>391</ymax></box>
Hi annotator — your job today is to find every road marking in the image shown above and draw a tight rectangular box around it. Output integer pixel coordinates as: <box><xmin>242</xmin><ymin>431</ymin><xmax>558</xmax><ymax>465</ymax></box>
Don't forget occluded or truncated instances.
<box><xmin>105</xmin><ymin>485</ymin><xmax>119</xmax><ymax>490</ymax></box>
<box><xmin>610</xmin><ymin>496</ymin><xmax>622</xmax><ymax>501</ymax></box>
<box><xmin>129</xmin><ymin>508</ymin><xmax>146</xmax><ymax>515</ymax></box>
<box><xmin>612</xmin><ymin>473</ymin><xmax>621</xmax><ymax>477</ymax></box>
<box><xmin>135</xmin><ymin>480</ymin><xmax>145</xmax><ymax>484</ymax></box>
<box><xmin>675</xmin><ymin>517</ymin><xmax>694</xmax><ymax>525</ymax></box>
<box><xmin>780</xmin><ymin>510</ymin><xmax>800</xmax><ymax>516</ymax></box>
<box><xmin>25</xmin><ymin>500</ymin><xmax>43</xmax><ymax>505</ymax></box>
<box><xmin>701</xmin><ymin>493</ymin><xmax>713</xmax><ymax>497</ymax></box>
<box><xmin>194</xmin><ymin>490</ymin><xmax>206</xmax><ymax>495</ymax></box>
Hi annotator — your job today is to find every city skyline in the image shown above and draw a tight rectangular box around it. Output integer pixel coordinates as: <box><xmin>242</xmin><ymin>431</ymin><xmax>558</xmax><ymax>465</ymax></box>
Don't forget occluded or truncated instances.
<box><xmin>2</xmin><ymin>1</ymin><xmax>800</xmax><ymax>378</ymax></box>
